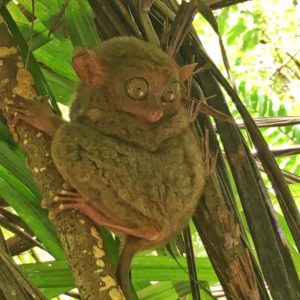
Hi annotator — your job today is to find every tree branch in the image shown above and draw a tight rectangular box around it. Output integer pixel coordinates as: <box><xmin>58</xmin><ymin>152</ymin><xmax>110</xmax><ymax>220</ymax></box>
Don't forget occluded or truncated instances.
<box><xmin>207</xmin><ymin>0</ymin><xmax>250</xmax><ymax>10</ymax></box>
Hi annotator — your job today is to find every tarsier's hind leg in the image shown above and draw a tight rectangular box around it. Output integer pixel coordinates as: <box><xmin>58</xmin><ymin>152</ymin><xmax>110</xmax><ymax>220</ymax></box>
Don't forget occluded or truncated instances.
<box><xmin>50</xmin><ymin>197</ymin><xmax>160</xmax><ymax>240</ymax></box>
<box><xmin>117</xmin><ymin>236</ymin><xmax>153</xmax><ymax>300</ymax></box>
<box><xmin>46</xmin><ymin>183</ymin><xmax>160</xmax><ymax>241</ymax></box>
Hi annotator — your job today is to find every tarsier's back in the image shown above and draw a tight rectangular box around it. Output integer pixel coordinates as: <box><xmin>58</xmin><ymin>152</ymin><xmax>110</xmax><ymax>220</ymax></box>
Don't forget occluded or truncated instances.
<box><xmin>51</xmin><ymin>36</ymin><xmax>205</xmax><ymax>299</ymax></box>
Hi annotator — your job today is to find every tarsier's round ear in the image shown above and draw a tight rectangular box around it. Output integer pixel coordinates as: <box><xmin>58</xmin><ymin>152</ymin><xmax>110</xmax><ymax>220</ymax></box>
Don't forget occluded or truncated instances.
<box><xmin>72</xmin><ymin>47</ymin><xmax>105</xmax><ymax>86</ymax></box>
<box><xmin>178</xmin><ymin>63</ymin><xmax>197</xmax><ymax>82</ymax></box>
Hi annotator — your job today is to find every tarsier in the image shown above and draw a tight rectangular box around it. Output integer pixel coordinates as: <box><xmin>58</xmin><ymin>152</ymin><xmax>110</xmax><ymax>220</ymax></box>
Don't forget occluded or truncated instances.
<box><xmin>9</xmin><ymin>37</ymin><xmax>205</xmax><ymax>299</ymax></box>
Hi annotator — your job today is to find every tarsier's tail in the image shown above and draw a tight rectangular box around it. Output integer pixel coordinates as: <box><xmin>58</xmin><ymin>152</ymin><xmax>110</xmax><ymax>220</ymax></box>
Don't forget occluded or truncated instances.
<box><xmin>116</xmin><ymin>236</ymin><xmax>146</xmax><ymax>300</ymax></box>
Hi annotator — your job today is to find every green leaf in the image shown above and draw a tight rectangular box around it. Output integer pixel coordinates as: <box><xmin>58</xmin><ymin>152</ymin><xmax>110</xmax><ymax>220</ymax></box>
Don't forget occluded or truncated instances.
<box><xmin>33</xmin><ymin>39</ymin><xmax>76</xmax><ymax>82</ymax></box>
<box><xmin>0</xmin><ymin>167</ymin><xmax>64</xmax><ymax>259</ymax></box>
<box><xmin>20</xmin><ymin>256</ymin><xmax>216</xmax><ymax>287</ymax></box>
<box><xmin>64</xmin><ymin>0</ymin><xmax>100</xmax><ymax>48</ymax></box>
<box><xmin>238</xmin><ymin>81</ymin><xmax>246</xmax><ymax>99</ymax></box>
<box><xmin>258</xmin><ymin>93</ymin><xmax>267</xmax><ymax>116</ymax></box>
<box><xmin>200</xmin><ymin>281</ymin><xmax>215</xmax><ymax>300</ymax></box>
<box><xmin>132</xmin><ymin>256</ymin><xmax>216</xmax><ymax>282</ymax></box>
<box><xmin>278</xmin><ymin>104</ymin><xmax>287</xmax><ymax>116</ymax></box>
<box><xmin>267</xmin><ymin>98</ymin><xmax>274</xmax><ymax>116</ymax></box>
<box><xmin>0</xmin><ymin>142</ymin><xmax>41</xmax><ymax>200</ymax></box>
<box><xmin>235</xmin><ymin>57</ymin><xmax>242</xmax><ymax>66</ymax></box>
<box><xmin>250</xmin><ymin>89</ymin><xmax>259</xmax><ymax>111</ymax></box>
<box><xmin>18</xmin><ymin>0</ymin><xmax>100</xmax><ymax>48</ymax></box>
<box><xmin>216</xmin><ymin>7</ymin><xmax>229</xmax><ymax>35</ymax></box>
<box><xmin>0</xmin><ymin>121</ymin><xmax>17</xmax><ymax>147</ymax></box>
<box><xmin>41</xmin><ymin>68</ymin><xmax>75</xmax><ymax>105</ymax></box>
<box><xmin>293</xmin><ymin>125</ymin><xmax>300</xmax><ymax>144</ymax></box>
<box><xmin>99</xmin><ymin>228</ymin><xmax>119</xmax><ymax>268</ymax></box>
<box><xmin>137</xmin><ymin>281</ymin><xmax>191</xmax><ymax>300</ymax></box>
<box><xmin>196</xmin><ymin>0</ymin><xmax>234</xmax><ymax>87</ymax></box>
<box><xmin>227</xmin><ymin>19</ymin><xmax>246</xmax><ymax>45</ymax></box>
<box><xmin>17</xmin><ymin>0</ymin><xmax>61</xmax><ymax>31</ymax></box>
<box><xmin>17</xmin><ymin>20</ymin><xmax>52</xmax><ymax>51</ymax></box>
<box><xmin>6</xmin><ymin>1</ymin><xmax>29</xmax><ymax>24</ymax></box>
<box><xmin>21</xmin><ymin>260</ymin><xmax>74</xmax><ymax>288</ymax></box>
<box><xmin>242</xmin><ymin>29</ymin><xmax>260</xmax><ymax>50</ymax></box>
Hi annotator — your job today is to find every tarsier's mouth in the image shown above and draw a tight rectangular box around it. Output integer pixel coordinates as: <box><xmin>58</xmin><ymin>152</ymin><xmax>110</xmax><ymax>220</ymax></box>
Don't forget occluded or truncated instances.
<box><xmin>133</xmin><ymin>111</ymin><xmax>164</xmax><ymax>123</ymax></box>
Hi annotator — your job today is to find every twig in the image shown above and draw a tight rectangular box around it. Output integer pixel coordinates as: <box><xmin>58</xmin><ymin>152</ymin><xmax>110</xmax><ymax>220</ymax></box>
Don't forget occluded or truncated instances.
<box><xmin>140</xmin><ymin>0</ymin><xmax>155</xmax><ymax>11</ymax></box>
<box><xmin>207</xmin><ymin>0</ymin><xmax>250</xmax><ymax>10</ymax></box>
<box><xmin>252</xmin><ymin>145</ymin><xmax>300</xmax><ymax>157</ymax></box>
<box><xmin>236</xmin><ymin>116</ymin><xmax>300</xmax><ymax>128</ymax></box>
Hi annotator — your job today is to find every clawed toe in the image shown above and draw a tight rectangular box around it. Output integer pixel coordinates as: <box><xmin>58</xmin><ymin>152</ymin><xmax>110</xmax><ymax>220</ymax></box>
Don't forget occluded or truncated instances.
<box><xmin>5</xmin><ymin>105</ymin><xmax>29</xmax><ymax>141</ymax></box>
<box><xmin>47</xmin><ymin>190</ymin><xmax>87</xmax><ymax>220</ymax></box>
<box><xmin>54</xmin><ymin>184</ymin><xmax>84</xmax><ymax>201</ymax></box>
<box><xmin>62</xmin><ymin>182</ymin><xmax>76</xmax><ymax>191</ymax></box>
<box><xmin>48</xmin><ymin>203</ymin><xmax>75</xmax><ymax>220</ymax></box>
<box><xmin>41</xmin><ymin>182</ymin><xmax>86</xmax><ymax>211</ymax></box>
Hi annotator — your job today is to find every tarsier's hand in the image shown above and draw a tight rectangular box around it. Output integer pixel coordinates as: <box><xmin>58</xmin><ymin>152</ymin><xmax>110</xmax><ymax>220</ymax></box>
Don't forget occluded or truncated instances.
<box><xmin>5</xmin><ymin>99</ymin><xmax>63</xmax><ymax>139</ymax></box>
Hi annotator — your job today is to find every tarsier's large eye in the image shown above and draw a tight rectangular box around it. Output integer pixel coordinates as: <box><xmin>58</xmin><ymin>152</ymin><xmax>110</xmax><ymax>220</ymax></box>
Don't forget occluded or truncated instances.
<box><xmin>124</xmin><ymin>77</ymin><xmax>148</xmax><ymax>100</ymax></box>
<box><xmin>161</xmin><ymin>81</ymin><xmax>180</xmax><ymax>103</ymax></box>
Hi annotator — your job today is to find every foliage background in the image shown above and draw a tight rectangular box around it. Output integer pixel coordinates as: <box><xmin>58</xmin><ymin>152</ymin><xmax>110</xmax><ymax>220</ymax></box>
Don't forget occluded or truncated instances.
<box><xmin>196</xmin><ymin>0</ymin><xmax>300</xmax><ymax>176</ymax></box>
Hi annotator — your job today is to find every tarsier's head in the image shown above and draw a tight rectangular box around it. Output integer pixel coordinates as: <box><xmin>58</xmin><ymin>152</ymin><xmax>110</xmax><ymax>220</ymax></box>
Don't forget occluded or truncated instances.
<box><xmin>72</xmin><ymin>37</ymin><xmax>196</xmax><ymax>123</ymax></box>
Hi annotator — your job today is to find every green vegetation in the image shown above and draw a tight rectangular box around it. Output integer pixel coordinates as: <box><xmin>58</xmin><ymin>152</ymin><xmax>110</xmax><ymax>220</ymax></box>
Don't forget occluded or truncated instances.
<box><xmin>0</xmin><ymin>0</ymin><xmax>299</xmax><ymax>299</ymax></box>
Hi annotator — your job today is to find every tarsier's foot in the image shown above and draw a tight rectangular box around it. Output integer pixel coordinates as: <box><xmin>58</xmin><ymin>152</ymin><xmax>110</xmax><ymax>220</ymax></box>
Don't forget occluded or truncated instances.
<box><xmin>47</xmin><ymin>186</ymin><xmax>86</xmax><ymax>219</ymax></box>
<box><xmin>5</xmin><ymin>101</ymin><xmax>62</xmax><ymax>138</ymax></box>
<box><xmin>48</xmin><ymin>185</ymin><xmax>160</xmax><ymax>241</ymax></box>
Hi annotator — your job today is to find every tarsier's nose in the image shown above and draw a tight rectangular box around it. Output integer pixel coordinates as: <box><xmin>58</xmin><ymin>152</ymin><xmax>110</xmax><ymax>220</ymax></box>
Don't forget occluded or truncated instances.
<box><xmin>146</xmin><ymin>111</ymin><xmax>164</xmax><ymax>122</ymax></box>
<box><xmin>135</xmin><ymin>109</ymin><xmax>164</xmax><ymax>123</ymax></box>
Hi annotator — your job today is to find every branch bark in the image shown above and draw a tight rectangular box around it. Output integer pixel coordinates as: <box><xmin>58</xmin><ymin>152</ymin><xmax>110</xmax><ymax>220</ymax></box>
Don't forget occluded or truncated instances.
<box><xmin>0</xmin><ymin>227</ymin><xmax>45</xmax><ymax>299</ymax></box>
<box><xmin>193</xmin><ymin>174</ymin><xmax>261</xmax><ymax>300</ymax></box>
